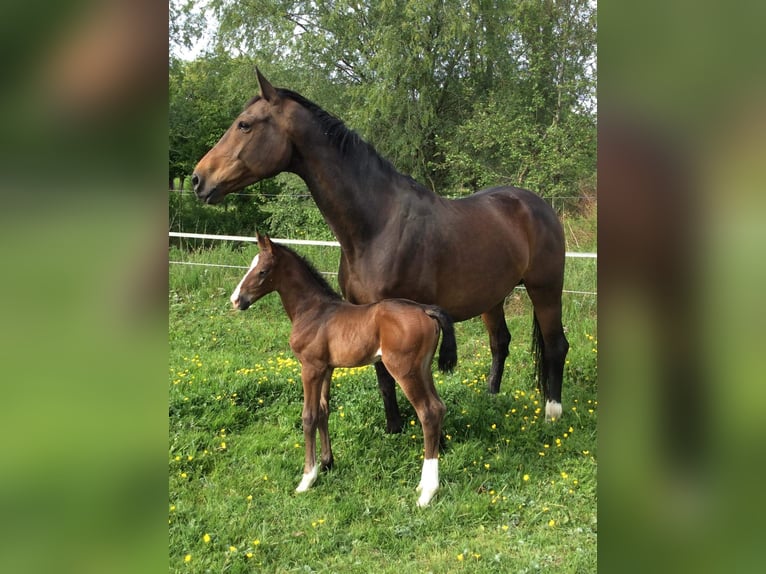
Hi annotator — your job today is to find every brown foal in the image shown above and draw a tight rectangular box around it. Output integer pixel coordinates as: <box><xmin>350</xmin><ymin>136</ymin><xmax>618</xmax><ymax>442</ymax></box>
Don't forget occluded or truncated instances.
<box><xmin>230</xmin><ymin>233</ymin><xmax>456</xmax><ymax>506</ymax></box>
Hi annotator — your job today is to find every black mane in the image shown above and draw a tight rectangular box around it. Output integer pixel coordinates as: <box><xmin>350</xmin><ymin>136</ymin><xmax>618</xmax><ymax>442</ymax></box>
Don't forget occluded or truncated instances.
<box><xmin>278</xmin><ymin>243</ymin><xmax>342</xmax><ymax>301</ymax></box>
<box><xmin>245</xmin><ymin>89</ymin><xmax>425</xmax><ymax>190</ymax></box>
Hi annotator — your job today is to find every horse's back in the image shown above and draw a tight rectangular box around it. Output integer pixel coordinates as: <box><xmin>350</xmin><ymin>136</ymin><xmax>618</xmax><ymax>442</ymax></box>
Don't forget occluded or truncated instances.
<box><xmin>453</xmin><ymin>185</ymin><xmax>566</xmax><ymax>268</ymax></box>
<box><xmin>458</xmin><ymin>186</ymin><xmax>562</xmax><ymax>233</ymax></box>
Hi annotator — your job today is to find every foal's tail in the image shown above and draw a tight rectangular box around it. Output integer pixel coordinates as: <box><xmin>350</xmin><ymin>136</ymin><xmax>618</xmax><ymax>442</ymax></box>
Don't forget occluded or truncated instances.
<box><xmin>425</xmin><ymin>307</ymin><xmax>458</xmax><ymax>373</ymax></box>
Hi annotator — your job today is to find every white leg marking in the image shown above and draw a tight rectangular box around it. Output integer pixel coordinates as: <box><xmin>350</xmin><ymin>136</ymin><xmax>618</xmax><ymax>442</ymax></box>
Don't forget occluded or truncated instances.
<box><xmin>416</xmin><ymin>458</ymin><xmax>439</xmax><ymax>507</ymax></box>
<box><xmin>230</xmin><ymin>254</ymin><xmax>259</xmax><ymax>306</ymax></box>
<box><xmin>545</xmin><ymin>400</ymin><xmax>563</xmax><ymax>421</ymax></box>
<box><xmin>295</xmin><ymin>463</ymin><xmax>320</xmax><ymax>493</ymax></box>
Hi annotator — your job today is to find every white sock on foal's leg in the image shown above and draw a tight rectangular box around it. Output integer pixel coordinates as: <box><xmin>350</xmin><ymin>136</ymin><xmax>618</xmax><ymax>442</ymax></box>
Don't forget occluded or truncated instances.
<box><xmin>416</xmin><ymin>458</ymin><xmax>439</xmax><ymax>507</ymax></box>
<box><xmin>296</xmin><ymin>463</ymin><xmax>320</xmax><ymax>492</ymax></box>
<box><xmin>545</xmin><ymin>400</ymin><xmax>563</xmax><ymax>421</ymax></box>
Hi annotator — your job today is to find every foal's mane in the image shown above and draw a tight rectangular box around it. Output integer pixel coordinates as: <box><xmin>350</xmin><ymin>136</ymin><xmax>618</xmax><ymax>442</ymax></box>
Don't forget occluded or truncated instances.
<box><xmin>277</xmin><ymin>243</ymin><xmax>342</xmax><ymax>301</ymax></box>
<box><xmin>246</xmin><ymin>89</ymin><xmax>427</xmax><ymax>192</ymax></box>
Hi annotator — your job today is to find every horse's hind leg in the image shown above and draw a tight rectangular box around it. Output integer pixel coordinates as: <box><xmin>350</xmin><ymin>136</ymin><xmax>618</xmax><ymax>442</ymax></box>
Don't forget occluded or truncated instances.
<box><xmin>526</xmin><ymin>285</ymin><xmax>569</xmax><ymax>420</ymax></box>
<box><xmin>387</xmin><ymin>357</ymin><xmax>446</xmax><ymax>507</ymax></box>
<box><xmin>414</xmin><ymin>383</ymin><xmax>446</xmax><ymax>507</ymax></box>
<box><xmin>482</xmin><ymin>302</ymin><xmax>512</xmax><ymax>394</ymax></box>
<box><xmin>374</xmin><ymin>362</ymin><xmax>403</xmax><ymax>433</ymax></box>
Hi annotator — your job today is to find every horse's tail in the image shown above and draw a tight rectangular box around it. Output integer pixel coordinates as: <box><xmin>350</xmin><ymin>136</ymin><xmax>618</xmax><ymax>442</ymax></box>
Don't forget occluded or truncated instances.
<box><xmin>531</xmin><ymin>313</ymin><xmax>546</xmax><ymax>398</ymax></box>
<box><xmin>425</xmin><ymin>307</ymin><xmax>457</xmax><ymax>373</ymax></box>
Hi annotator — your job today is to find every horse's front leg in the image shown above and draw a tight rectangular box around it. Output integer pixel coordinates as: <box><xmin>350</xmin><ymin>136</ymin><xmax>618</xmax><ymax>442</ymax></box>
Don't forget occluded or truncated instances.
<box><xmin>296</xmin><ymin>365</ymin><xmax>325</xmax><ymax>493</ymax></box>
<box><xmin>318</xmin><ymin>368</ymin><xmax>334</xmax><ymax>471</ymax></box>
<box><xmin>374</xmin><ymin>362</ymin><xmax>403</xmax><ymax>433</ymax></box>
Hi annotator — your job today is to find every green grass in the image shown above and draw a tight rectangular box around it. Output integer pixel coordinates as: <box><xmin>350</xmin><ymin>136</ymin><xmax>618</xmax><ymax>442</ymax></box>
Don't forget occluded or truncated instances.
<box><xmin>169</xmin><ymin>242</ymin><xmax>597</xmax><ymax>573</ymax></box>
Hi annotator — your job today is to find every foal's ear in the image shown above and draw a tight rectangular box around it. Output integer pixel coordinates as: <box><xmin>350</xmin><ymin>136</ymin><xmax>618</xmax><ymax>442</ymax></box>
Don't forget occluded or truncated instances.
<box><xmin>255</xmin><ymin>68</ymin><xmax>278</xmax><ymax>102</ymax></box>
<box><xmin>256</xmin><ymin>231</ymin><xmax>273</xmax><ymax>252</ymax></box>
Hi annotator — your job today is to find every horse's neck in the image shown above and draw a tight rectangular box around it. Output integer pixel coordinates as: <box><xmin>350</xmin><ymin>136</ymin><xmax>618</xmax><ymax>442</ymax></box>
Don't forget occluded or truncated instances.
<box><xmin>291</xmin><ymin>138</ymin><xmax>411</xmax><ymax>248</ymax></box>
<box><xmin>276</xmin><ymin>259</ymin><xmax>335</xmax><ymax>323</ymax></box>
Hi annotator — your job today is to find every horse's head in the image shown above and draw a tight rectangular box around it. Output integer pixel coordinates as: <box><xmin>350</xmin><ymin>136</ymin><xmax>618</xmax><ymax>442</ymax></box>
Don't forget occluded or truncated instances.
<box><xmin>193</xmin><ymin>70</ymin><xmax>296</xmax><ymax>204</ymax></box>
<box><xmin>230</xmin><ymin>233</ymin><xmax>279</xmax><ymax>310</ymax></box>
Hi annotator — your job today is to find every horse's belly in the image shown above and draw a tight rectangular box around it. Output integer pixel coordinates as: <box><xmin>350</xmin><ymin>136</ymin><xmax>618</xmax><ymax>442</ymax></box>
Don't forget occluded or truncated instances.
<box><xmin>438</xmin><ymin>291</ymin><xmax>513</xmax><ymax>322</ymax></box>
<box><xmin>342</xmin><ymin>223</ymin><xmax>527</xmax><ymax>320</ymax></box>
<box><xmin>328</xmin><ymin>341</ymin><xmax>379</xmax><ymax>368</ymax></box>
<box><xmin>343</xmin><ymin>263</ymin><xmax>519</xmax><ymax>322</ymax></box>
<box><xmin>325</xmin><ymin>319</ymin><xmax>381</xmax><ymax>368</ymax></box>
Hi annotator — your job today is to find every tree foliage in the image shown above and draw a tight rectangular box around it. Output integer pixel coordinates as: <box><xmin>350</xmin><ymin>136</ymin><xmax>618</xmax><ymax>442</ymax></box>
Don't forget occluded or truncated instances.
<box><xmin>170</xmin><ymin>0</ymin><xmax>596</xmax><ymax>207</ymax></box>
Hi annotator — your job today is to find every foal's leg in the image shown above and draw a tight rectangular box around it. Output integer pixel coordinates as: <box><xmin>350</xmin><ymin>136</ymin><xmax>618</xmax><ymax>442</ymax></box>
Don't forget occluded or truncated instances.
<box><xmin>374</xmin><ymin>362</ymin><xmax>403</xmax><ymax>434</ymax></box>
<box><xmin>388</xmin><ymin>358</ymin><xmax>446</xmax><ymax>507</ymax></box>
<box><xmin>317</xmin><ymin>368</ymin><xmax>334</xmax><ymax>471</ymax></box>
<box><xmin>296</xmin><ymin>365</ymin><xmax>325</xmax><ymax>492</ymax></box>
<box><xmin>526</xmin><ymin>284</ymin><xmax>569</xmax><ymax>421</ymax></box>
<box><xmin>481</xmin><ymin>302</ymin><xmax>512</xmax><ymax>394</ymax></box>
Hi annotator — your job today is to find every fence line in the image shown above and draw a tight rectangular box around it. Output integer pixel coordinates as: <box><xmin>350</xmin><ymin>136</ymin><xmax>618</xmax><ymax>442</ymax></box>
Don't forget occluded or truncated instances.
<box><xmin>169</xmin><ymin>231</ymin><xmax>597</xmax><ymax>296</ymax></box>
<box><xmin>169</xmin><ymin>188</ymin><xmax>595</xmax><ymax>203</ymax></box>
<box><xmin>168</xmin><ymin>260</ymin><xmax>249</xmax><ymax>270</ymax></box>
<box><xmin>168</xmin><ymin>231</ymin><xmax>597</xmax><ymax>259</ymax></box>
<box><xmin>169</xmin><ymin>231</ymin><xmax>340</xmax><ymax>247</ymax></box>
<box><xmin>168</xmin><ymin>259</ymin><xmax>597</xmax><ymax>296</ymax></box>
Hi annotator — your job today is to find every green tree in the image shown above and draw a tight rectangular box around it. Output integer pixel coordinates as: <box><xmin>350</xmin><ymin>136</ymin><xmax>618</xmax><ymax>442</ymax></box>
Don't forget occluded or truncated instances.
<box><xmin>171</xmin><ymin>0</ymin><xmax>596</xmax><ymax>204</ymax></box>
<box><xmin>169</xmin><ymin>52</ymin><xmax>259</xmax><ymax>188</ymax></box>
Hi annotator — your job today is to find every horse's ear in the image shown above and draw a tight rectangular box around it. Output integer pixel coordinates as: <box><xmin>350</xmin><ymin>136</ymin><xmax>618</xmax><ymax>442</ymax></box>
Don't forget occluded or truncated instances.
<box><xmin>256</xmin><ymin>231</ymin><xmax>273</xmax><ymax>252</ymax></box>
<box><xmin>256</xmin><ymin>68</ymin><xmax>278</xmax><ymax>102</ymax></box>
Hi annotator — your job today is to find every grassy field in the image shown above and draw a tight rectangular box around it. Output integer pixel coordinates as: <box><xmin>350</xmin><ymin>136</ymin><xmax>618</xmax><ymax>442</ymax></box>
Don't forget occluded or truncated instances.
<box><xmin>169</xmin><ymin>232</ymin><xmax>597</xmax><ymax>573</ymax></box>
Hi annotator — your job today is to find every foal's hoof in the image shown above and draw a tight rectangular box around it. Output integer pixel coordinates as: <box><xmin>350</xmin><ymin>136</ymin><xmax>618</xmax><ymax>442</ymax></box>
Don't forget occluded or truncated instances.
<box><xmin>295</xmin><ymin>464</ymin><xmax>320</xmax><ymax>493</ymax></box>
<box><xmin>545</xmin><ymin>400</ymin><xmax>563</xmax><ymax>421</ymax></box>
<box><xmin>416</xmin><ymin>458</ymin><xmax>440</xmax><ymax>507</ymax></box>
<box><xmin>416</xmin><ymin>485</ymin><xmax>438</xmax><ymax>507</ymax></box>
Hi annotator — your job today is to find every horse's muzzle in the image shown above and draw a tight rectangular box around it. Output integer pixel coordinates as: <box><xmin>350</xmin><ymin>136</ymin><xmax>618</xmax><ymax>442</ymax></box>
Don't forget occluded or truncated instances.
<box><xmin>233</xmin><ymin>298</ymin><xmax>252</xmax><ymax>311</ymax></box>
<box><xmin>192</xmin><ymin>173</ymin><xmax>223</xmax><ymax>204</ymax></box>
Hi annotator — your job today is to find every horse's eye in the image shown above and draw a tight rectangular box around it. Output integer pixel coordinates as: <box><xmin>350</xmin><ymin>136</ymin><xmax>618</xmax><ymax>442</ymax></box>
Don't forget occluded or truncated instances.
<box><xmin>238</xmin><ymin>121</ymin><xmax>251</xmax><ymax>132</ymax></box>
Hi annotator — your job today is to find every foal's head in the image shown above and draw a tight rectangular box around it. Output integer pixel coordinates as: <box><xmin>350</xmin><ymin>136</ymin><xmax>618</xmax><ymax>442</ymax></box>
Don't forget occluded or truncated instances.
<box><xmin>230</xmin><ymin>233</ymin><xmax>279</xmax><ymax>310</ymax></box>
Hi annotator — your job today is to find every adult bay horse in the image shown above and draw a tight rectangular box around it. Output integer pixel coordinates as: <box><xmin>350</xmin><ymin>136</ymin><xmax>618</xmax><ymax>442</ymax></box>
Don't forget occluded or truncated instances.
<box><xmin>194</xmin><ymin>70</ymin><xmax>569</xmax><ymax>432</ymax></box>
<box><xmin>231</xmin><ymin>233</ymin><xmax>456</xmax><ymax>507</ymax></box>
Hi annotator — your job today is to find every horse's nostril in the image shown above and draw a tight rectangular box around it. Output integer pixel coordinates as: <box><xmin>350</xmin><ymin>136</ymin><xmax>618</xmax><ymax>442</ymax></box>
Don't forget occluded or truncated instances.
<box><xmin>191</xmin><ymin>173</ymin><xmax>200</xmax><ymax>191</ymax></box>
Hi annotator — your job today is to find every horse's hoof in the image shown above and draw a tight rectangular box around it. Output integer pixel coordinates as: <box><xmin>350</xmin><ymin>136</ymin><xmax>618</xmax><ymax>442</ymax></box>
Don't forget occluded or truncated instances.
<box><xmin>295</xmin><ymin>464</ymin><xmax>320</xmax><ymax>492</ymax></box>
<box><xmin>416</xmin><ymin>458</ymin><xmax>439</xmax><ymax>506</ymax></box>
<box><xmin>545</xmin><ymin>400</ymin><xmax>563</xmax><ymax>421</ymax></box>
<box><xmin>417</xmin><ymin>487</ymin><xmax>438</xmax><ymax>507</ymax></box>
<box><xmin>385</xmin><ymin>420</ymin><xmax>404</xmax><ymax>434</ymax></box>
